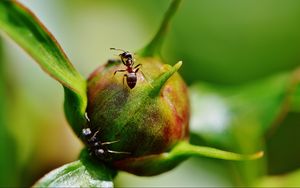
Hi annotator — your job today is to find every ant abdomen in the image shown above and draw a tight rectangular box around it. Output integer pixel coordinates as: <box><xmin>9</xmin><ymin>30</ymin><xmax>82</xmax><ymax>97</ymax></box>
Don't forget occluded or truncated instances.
<box><xmin>126</xmin><ymin>73</ymin><xmax>137</xmax><ymax>89</ymax></box>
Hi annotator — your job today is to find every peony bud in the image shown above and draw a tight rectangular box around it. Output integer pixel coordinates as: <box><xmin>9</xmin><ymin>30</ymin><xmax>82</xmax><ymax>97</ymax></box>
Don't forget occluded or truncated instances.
<box><xmin>84</xmin><ymin>56</ymin><xmax>189</xmax><ymax>175</ymax></box>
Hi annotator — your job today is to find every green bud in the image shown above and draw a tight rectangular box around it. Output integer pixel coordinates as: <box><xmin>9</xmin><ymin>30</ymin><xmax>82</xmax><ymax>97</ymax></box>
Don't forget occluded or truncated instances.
<box><xmin>85</xmin><ymin>57</ymin><xmax>190</xmax><ymax>175</ymax></box>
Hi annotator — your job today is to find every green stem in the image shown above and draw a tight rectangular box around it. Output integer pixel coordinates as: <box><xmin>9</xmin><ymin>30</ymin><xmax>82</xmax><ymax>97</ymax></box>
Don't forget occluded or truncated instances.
<box><xmin>172</xmin><ymin>141</ymin><xmax>264</xmax><ymax>161</ymax></box>
<box><xmin>139</xmin><ymin>0</ymin><xmax>182</xmax><ymax>57</ymax></box>
<box><xmin>115</xmin><ymin>141</ymin><xmax>263</xmax><ymax>176</ymax></box>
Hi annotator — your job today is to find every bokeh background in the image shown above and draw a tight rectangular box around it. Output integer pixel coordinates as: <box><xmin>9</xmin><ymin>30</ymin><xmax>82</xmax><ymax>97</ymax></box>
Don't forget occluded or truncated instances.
<box><xmin>1</xmin><ymin>0</ymin><xmax>300</xmax><ymax>186</ymax></box>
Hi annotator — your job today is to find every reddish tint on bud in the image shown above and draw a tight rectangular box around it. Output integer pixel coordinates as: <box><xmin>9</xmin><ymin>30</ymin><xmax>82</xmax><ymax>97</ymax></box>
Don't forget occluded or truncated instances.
<box><xmin>85</xmin><ymin>57</ymin><xmax>189</xmax><ymax>175</ymax></box>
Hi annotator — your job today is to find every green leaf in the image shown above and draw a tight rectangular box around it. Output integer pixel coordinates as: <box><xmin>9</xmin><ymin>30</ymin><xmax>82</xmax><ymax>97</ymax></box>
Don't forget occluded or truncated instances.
<box><xmin>190</xmin><ymin>73</ymin><xmax>296</xmax><ymax>148</ymax></box>
<box><xmin>34</xmin><ymin>150</ymin><xmax>116</xmax><ymax>187</ymax></box>
<box><xmin>189</xmin><ymin>71</ymin><xmax>299</xmax><ymax>185</ymax></box>
<box><xmin>0</xmin><ymin>1</ymin><xmax>87</xmax><ymax>135</ymax></box>
<box><xmin>139</xmin><ymin>0</ymin><xmax>182</xmax><ymax>57</ymax></box>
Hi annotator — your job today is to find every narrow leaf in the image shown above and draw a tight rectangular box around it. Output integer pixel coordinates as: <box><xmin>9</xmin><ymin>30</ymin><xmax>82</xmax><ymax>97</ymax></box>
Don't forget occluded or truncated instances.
<box><xmin>34</xmin><ymin>150</ymin><xmax>116</xmax><ymax>187</ymax></box>
<box><xmin>0</xmin><ymin>1</ymin><xmax>87</xmax><ymax>135</ymax></box>
<box><xmin>139</xmin><ymin>0</ymin><xmax>182</xmax><ymax>57</ymax></box>
<box><xmin>148</xmin><ymin>61</ymin><xmax>182</xmax><ymax>96</ymax></box>
<box><xmin>172</xmin><ymin>141</ymin><xmax>263</xmax><ymax>160</ymax></box>
<box><xmin>116</xmin><ymin>141</ymin><xmax>262</xmax><ymax>176</ymax></box>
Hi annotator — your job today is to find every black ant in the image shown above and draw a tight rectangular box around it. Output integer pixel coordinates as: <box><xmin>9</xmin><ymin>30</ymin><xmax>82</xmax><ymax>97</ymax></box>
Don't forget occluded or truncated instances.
<box><xmin>110</xmin><ymin>48</ymin><xmax>142</xmax><ymax>89</ymax></box>
<box><xmin>82</xmin><ymin>113</ymin><xmax>129</xmax><ymax>161</ymax></box>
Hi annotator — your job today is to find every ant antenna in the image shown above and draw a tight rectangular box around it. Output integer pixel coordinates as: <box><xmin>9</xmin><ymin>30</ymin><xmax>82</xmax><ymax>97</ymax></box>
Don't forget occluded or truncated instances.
<box><xmin>85</xmin><ymin>112</ymin><xmax>90</xmax><ymax>122</ymax></box>
<box><xmin>110</xmin><ymin>48</ymin><xmax>126</xmax><ymax>52</ymax></box>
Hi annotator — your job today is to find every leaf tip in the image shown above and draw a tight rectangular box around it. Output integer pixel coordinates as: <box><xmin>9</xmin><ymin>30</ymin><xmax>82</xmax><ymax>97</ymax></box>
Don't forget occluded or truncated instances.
<box><xmin>240</xmin><ymin>150</ymin><xmax>264</xmax><ymax>161</ymax></box>
<box><xmin>174</xmin><ymin>61</ymin><xmax>182</xmax><ymax>71</ymax></box>
<box><xmin>148</xmin><ymin>60</ymin><xmax>182</xmax><ymax>97</ymax></box>
<box><xmin>248</xmin><ymin>150</ymin><xmax>264</xmax><ymax>160</ymax></box>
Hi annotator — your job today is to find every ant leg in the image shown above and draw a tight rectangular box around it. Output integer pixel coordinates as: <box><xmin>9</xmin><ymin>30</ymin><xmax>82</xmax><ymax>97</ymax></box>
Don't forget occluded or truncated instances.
<box><xmin>114</xmin><ymin>69</ymin><xmax>126</xmax><ymax>76</ymax></box>
<box><xmin>134</xmin><ymin>67</ymin><xmax>153</xmax><ymax>88</ymax></box>
<box><xmin>123</xmin><ymin>74</ymin><xmax>128</xmax><ymax>88</ymax></box>
<box><xmin>107</xmin><ymin>150</ymin><xmax>130</xmax><ymax>154</ymax></box>
<box><xmin>91</xmin><ymin>130</ymin><xmax>100</xmax><ymax>139</ymax></box>
<box><xmin>84</xmin><ymin>112</ymin><xmax>90</xmax><ymax>122</ymax></box>
<box><xmin>134</xmin><ymin>64</ymin><xmax>141</xmax><ymax>69</ymax></box>
<box><xmin>121</xmin><ymin>59</ymin><xmax>126</xmax><ymax>66</ymax></box>
<box><xmin>102</xmin><ymin>140</ymin><xmax>120</xmax><ymax>145</ymax></box>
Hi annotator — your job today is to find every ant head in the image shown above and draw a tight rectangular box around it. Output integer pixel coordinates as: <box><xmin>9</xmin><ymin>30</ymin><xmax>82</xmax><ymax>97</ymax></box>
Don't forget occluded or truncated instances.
<box><xmin>82</xmin><ymin>128</ymin><xmax>92</xmax><ymax>138</ymax></box>
<box><xmin>110</xmin><ymin>48</ymin><xmax>134</xmax><ymax>65</ymax></box>
<box><xmin>120</xmin><ymin>51</ymin><xmax>133</xmax><ymax>60</ymax></box>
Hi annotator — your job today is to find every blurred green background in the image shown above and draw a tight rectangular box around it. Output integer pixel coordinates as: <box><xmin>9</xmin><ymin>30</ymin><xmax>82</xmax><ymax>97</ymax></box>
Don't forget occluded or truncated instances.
<box><xmin>1</xmin><ymin>0</ymin><xmax>300</xmax><ymax>186</ymax></box>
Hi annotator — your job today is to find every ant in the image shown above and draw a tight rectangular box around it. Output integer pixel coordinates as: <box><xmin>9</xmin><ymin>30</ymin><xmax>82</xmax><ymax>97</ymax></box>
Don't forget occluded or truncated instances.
<box><xmin>110</xmin><ymin>48</ymin><xmax>142</xmax><ymax>89</ymax></box>
<box><xmin>82</xmin><ymin>113</ymin><xmax>129</xmax><ymax>161</ymax></box>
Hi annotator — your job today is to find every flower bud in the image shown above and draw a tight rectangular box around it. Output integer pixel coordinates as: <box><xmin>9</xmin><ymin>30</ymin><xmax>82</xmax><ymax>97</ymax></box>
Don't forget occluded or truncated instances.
<box><xmin>85</xmin><ymin>57</ymin><xmax>189</xmax><ymax>175</ymax></box>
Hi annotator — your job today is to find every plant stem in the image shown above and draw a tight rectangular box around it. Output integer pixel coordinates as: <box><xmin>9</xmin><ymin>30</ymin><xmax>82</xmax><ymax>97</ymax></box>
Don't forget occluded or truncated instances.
<box><xmin>139</xmin><ymin>0</ymin><xmax>182</xmax><ymax>57</ymax></box>
<box><xmin>115</xmin><ymin>141</ymin><xmax>263</xmax><ymax>176</ymax></box>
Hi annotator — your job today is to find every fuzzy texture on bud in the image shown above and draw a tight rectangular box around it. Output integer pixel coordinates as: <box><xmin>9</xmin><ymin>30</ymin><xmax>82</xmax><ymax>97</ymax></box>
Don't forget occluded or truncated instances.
<box><xmin>85</xmin><ymin>57</ymin><xmax>189</xmax><ymax>175</ymax></box>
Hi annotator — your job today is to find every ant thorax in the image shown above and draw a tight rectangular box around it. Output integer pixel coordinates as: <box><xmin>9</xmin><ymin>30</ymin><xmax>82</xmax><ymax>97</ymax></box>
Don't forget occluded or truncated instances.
<box><xmin>125</xmin><ymin>59</ymin><xmax>133</xmax><ymax>67</ymax></box>
<box><xmin>111</xmin><ymin>48</ymin><xmax>143</xmax><ymax>89</ymax></box>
